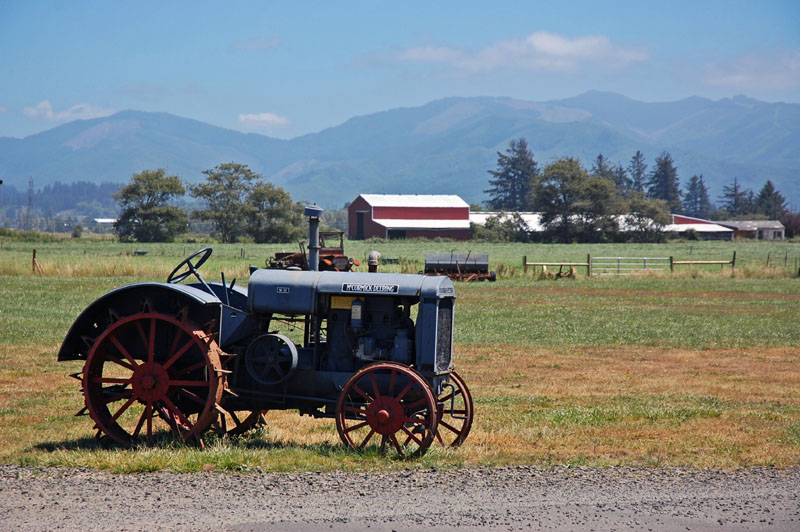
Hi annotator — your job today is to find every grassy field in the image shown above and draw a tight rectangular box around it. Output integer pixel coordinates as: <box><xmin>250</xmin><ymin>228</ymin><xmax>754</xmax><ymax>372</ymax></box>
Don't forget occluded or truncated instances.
<box><xmin>1</xmin><ymin>236</ymin><xmax>799</xmax><ymax>277</ymax></box>
<box><xmin>0</xmin><ymin>238</ymin><xmax>798</xmax><ymax>472</ymax></box>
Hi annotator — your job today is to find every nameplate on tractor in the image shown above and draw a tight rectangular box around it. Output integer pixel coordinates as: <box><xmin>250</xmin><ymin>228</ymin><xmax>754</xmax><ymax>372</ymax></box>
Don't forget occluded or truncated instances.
<box><xmin>341</xmin><ymin>283</ymin><xmax>399</xmax><ymax>294</ymax></box>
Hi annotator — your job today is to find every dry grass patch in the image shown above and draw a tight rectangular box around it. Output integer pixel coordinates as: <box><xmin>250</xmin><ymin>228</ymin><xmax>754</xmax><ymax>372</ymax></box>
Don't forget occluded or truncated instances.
<box><xmin>453</xmin><ymin>344</ymin><xmax>800</xmax><ymax>467</ymax></box>
<box><xmin>1</xmin><ymin>341</ymin><xmax>798</xmax><ymax>469</ymax></box>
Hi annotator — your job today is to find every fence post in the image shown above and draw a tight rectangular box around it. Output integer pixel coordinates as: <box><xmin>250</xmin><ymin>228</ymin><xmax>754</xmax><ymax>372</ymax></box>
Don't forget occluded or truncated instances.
<box><xmin>523</xmin><ymin>255</ymin><xmax>527</xmax><ymax>274</ymax></box>
<box><xmin>731</xmin><ymin>251</ymin><xmax>736</xmax><ymax>272</ymax></box>
<box><xmin>587</xmin><ymin>253</ymin><xmax>592</xmax><ymax>277</ymax></box>
<box><xmin>31</xmin><ymin>249</ymin><xmax>43</xmax><ymax>275</ymax></box>
<box><xmin>669</xmin><ymin>256</ymin><xmax>674</xmax><ymax>273</ymax></box>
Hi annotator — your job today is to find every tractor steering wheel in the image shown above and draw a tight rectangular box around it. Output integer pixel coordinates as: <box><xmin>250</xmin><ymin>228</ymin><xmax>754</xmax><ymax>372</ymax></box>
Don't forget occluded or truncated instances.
<box><xmin>167</xmin><ymin>247</ymin><xmax>213</xmax><ymax>284</ymax></box>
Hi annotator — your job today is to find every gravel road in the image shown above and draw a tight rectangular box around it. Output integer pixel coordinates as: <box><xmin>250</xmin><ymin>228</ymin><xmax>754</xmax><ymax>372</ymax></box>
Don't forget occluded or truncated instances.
<box><xmin>1</xmin><ymin>465</ymin><xmax>797</xmax><ymax>531</ymax></box>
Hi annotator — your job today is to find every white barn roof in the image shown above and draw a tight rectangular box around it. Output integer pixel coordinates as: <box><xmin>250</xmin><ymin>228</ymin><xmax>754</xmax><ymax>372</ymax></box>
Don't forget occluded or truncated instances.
<box><xmin>663</xmin><ymin>223</ymin><xmax>733</xmax><ymax>233</ymax></box>
<box><xmin>372</xmin><ymin>218</ymin><xmax>471</xmax><ymax>230</ymax></box>
<box><xmin>716</xmin><ymin>220</ymin><xmax>785</xmax><ymax>231</ymax></box>
<box><xmin>360</xmin><ymin>194</ymin><xmax>468</xmax><ymax>208</ymax></box>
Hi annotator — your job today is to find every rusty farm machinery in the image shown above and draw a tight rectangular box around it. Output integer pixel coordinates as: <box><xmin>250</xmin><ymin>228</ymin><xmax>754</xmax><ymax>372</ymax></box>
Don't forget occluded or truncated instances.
<box><xmin>424</xmin><ymin>252</ymin><xmax>496</xmax><ymax>282</ymax></box>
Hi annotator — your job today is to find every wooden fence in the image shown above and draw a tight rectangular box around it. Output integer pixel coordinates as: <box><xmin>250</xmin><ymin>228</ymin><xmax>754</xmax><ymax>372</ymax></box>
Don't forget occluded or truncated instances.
<box><xmin>523</xmin><ymin>254</ymin><xmax>592</xmax><ymax>276</ymax></box>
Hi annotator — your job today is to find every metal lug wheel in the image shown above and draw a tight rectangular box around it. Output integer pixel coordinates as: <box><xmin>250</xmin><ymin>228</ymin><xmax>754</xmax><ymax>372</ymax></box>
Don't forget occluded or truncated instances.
<box><xmin>211</xmin><ymin>409</ymin><xmax>268</xmax><ymax>437</ymax></box>
<box><xmin>81</xmin><ymin>310</ymin><xmax>224</xmax><ymax>445</ymax></box>
<box><xmin>435</xmin><ymin>370</ymin><xmax>474</xmax><ymax>447</ymax></box>
<box><xmin>335</xmin><ymin>362</ymin><xmax>438</xmax><ymax>458</ymax></box>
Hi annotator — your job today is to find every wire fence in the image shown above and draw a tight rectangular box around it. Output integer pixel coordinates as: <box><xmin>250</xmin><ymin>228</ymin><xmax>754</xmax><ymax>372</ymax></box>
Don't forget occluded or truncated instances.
<box><xmin>524</xmin><ymin>251</ymin><xmax>800</xmax><ymax>277</ymax></box>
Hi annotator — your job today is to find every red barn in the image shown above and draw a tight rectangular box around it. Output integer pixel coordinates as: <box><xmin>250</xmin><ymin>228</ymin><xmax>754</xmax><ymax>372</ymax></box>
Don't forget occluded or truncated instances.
<box><xmin>664</xmin><ymin>214</ymin><xmax>734</xmax><ymax>240</ymax></box>
<box><xmin>348</xmin><ymin>194</ymin><xmax>471</xmax><ymax>240</ymax></box>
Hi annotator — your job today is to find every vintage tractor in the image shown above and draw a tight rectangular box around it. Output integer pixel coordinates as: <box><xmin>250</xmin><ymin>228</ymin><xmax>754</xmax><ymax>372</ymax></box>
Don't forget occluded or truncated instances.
<box><xmin>58</xmin><ymin>206</ymin><xmax>473</xmax><ymax>456</ymax></box>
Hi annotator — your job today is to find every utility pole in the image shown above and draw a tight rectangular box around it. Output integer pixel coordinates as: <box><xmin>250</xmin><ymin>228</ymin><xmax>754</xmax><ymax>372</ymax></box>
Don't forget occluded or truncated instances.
<box><xmin>26</xmin><ymin>177</ymin><xmax>34</xmax><ymax>231</ymax></box>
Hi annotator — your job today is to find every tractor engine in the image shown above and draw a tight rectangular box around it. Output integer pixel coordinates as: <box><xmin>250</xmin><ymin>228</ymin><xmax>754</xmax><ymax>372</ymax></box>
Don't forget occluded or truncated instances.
<box><xmin>242</xmin><ymin>269</ymin><xmax>455</xmax><ymax>389</ymax></box>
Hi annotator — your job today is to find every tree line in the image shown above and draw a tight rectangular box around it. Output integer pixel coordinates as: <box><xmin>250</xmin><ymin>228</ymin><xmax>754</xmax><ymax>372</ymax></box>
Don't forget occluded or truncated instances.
<box><xmin>0</xmin><ymin>181</ymin><xmax>119</xmax><ymax>229</ymax></box>
<box><xmin>479</xmin><ymin>138</ymin><xmax>795</xmax><ymax>242</ymax></box>
<box><xmin>114</xmin><ymin>162</ymin><xmax>306</xmax><ymax>243</ymax></box>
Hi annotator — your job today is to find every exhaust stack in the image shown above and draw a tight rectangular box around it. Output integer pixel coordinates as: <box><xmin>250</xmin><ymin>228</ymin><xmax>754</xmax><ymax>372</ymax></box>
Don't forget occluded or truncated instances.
<box><xmin>304</xmin><ymin>205</ymin><xmax>323</xmax><ymax>271</ymax></box>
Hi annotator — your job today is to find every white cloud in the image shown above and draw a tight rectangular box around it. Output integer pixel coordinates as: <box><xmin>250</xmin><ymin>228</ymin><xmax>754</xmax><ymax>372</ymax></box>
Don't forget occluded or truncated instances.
<box><xmin>227</xmin><ymin>36</ymin><xmax>280</xmax><ymax>53</ymax></box>
<box><xmin>23</xmin><ymin>100</ymin><xmax>114</xmax><ymax>121</ymax></box>
<box><xmin>238</xmin><ymin>112</ymin><xmax>290</xmax><ymax>130</ymax></box>
<box><xmin>396</xmin><ymin>31</ymin><xmax>647</xmax><ymax>72</ymax></box>
<box><xmin>704</xmin><ymin>49</ymin><xmax>800</xmax><ymax>91</ymax></box>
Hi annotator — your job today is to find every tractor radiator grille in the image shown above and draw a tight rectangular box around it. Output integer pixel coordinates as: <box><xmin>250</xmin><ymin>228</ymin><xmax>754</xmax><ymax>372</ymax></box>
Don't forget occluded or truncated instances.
<box><xmin>435</xmin><ymin>301</ymin><xmax>453</xmax><ymax>373</ymax></box>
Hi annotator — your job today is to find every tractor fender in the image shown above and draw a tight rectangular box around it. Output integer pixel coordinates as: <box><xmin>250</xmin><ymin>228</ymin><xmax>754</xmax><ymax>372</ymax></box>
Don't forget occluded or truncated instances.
<box><xmin>57</xmin><ymin>282</ymin><xmax>223</xmax><ymax>362</ymax></box>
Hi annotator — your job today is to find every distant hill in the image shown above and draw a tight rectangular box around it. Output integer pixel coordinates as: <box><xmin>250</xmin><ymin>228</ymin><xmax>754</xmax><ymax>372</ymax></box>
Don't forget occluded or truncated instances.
<box><xmin>1</xmin><ymin>92</ymin><xmax>797</xmax><ymax>209</ymax></box>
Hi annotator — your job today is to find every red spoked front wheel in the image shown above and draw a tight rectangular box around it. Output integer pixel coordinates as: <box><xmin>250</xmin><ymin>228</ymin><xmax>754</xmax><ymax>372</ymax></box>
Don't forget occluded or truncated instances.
<box><xmin>81</xmin><ymin>311</ymin><xmax>224</xmax><ymax>445</ymax></box>
<box><xmin>335</xmin><ymin>362</ymin><xmax>438</xmax><ymax>458</ymax></box>
<box><xmin>435</xmin><ymin>370</ymin><xmax>474</xmax><ymax>447</ymax></box>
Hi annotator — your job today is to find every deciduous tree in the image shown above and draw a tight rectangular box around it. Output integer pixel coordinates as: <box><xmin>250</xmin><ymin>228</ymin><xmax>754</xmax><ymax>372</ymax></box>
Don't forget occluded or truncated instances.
<box><xmin>189</xmin><ymin>162</ymin><xmax>259</xmax><ymax>243</ymax></box>
<box><xmin>247</xmin><ymin>183</ymin><xmax>305</xmax><ymax>243</ymax></box>
<box><xmin>113</xmin><ymin>169</ymin><xmax>187</xmax><ymax>242</ymax></box>
<box><xmin>471</xmin><ymin>212</ymin><xmax>529</xmax><ymax>242</ymax></box>
<box><xmin>622</xmin><ymin>192</ymin><xmax>670</xmax><ymax>242</ymax></box>
<box><xmin>534</xmin><ymin>157</ymin><xmax>621</xmax><ymax>242</ymax></box>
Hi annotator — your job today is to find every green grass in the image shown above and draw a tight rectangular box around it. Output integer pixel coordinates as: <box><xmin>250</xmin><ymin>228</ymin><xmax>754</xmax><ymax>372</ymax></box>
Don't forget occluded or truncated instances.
<box><xmin>1</xmin><ymin>237</ymin><xmax>799</xmax><ymax>276</ymax></box>
<box><xmin>456</xmin><ymin>276</ymin><xmax>800</xmax><ymax>348</ymax></box>
<box><xmin>0</xmin><ymin>238</ymin><xmax>799</xmax><ymax>471</ymax></box>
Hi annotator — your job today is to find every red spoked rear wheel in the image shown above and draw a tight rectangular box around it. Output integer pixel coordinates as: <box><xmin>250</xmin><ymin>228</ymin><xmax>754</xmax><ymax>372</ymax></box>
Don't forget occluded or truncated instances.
<box><xmin>82</xmin><ymin>311</ymin><xmax>224</xmax><ymax>445</ymax></box>
<box><xmin>336</xmin><ymin>362</ymin><xmax>438</xmax><ymax>458</ymax></box>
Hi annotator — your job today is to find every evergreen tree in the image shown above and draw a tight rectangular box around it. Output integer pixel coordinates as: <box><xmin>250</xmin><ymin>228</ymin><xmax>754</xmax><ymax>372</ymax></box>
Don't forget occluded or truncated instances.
<box><xmin>683</xmin><ymin>174</ymin><xmax>712</xmax><ymax>219</ymax></box>
<box><xmin>485</xmin><ymin>138</ymin><xmax>538</xmax><ymax>211</ymax></box>
<box><xmin>591</xmin><ymin>154</ymin><xmax>616</xmax><ymax>181</ymax></box>
<box><xmin>613</xmin><ymin>164</ymin><xmax>632</xmax><ymax>196</ymax></box>
<box><xmin>593</xmin><ymin>154</ymin><xmax>630</xmax><ymax>197</ymax></box>
<box><xmin>627</xmin><ymin>150</ymin><xmax>648</xmax><ymax>193</ymax></box>
<box><xmin>755</xmin><ymin>180</ymin><xmax>787</xmax><ymax>219</ymax></box>
<box><xmin>745</xmin><ymin>190</ymin><xmax>756</xmax><ymax>215</ymax></box>
<box><xmin>718</xmin><ymin>177</ymin><xmax>751</xmax><ymax>218</ymax></box>
<box><xmin>647</xmin><ymin>152</ymin><xmax>682</xmax><ymax>213</ymax></box>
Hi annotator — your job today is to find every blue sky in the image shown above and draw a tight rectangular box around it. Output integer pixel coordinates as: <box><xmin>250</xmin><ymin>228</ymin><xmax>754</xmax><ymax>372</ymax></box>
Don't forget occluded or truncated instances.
<box><xmin>1</xmin><ymin>0</ymin><xmax>799</xmax><ymax>139</ymax></box>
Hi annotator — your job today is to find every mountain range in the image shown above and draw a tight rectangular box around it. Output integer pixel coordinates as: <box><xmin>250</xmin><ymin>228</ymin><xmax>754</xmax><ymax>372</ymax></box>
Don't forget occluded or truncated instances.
<box><xmin>1</xmin><ymin>91</ymin><xmax>798</xmax><ymax>209</ymax></box>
